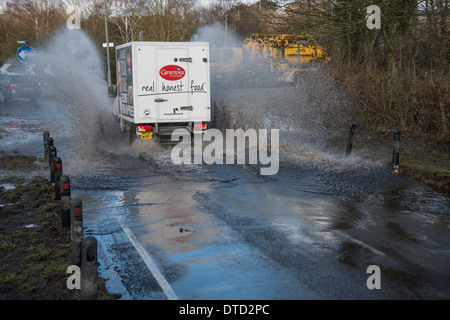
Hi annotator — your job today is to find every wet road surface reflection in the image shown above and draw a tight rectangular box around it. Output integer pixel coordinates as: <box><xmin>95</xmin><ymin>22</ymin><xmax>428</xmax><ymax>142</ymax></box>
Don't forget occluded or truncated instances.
<box><xmin>1</xmin><ymin>96</ymin><xmax>449</xmax><ymax>300</ymax></box>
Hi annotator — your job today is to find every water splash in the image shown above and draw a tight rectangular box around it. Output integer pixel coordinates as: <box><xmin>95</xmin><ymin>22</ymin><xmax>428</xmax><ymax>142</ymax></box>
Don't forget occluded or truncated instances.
<box><xmin>27</xmin><ymin>29</ymin><xmax>122</xmax><ymax>172</ymax></box>
<box><xmin>191</xmin><ymin>23</ymin><xmax>364</xmax><ymax>171</ymax></box>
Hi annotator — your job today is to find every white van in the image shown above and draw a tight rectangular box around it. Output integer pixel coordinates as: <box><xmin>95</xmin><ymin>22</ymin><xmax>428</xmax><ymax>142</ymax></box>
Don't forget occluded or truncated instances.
<box><xmin>114</xmin><ymin>41</ymin><xmax>211</xmax><ymax>143</ymax></box>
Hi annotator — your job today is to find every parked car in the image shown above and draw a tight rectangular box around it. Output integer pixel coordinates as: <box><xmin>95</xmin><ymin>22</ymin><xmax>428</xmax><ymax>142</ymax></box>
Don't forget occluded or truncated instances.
<box><xmin>0</xmin><ymin>73</ymin><xmax>41</xmax><ymax>104</ymax></box>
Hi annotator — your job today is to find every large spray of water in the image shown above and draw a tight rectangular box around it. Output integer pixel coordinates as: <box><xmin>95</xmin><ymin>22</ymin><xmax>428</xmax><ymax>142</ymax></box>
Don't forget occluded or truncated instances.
<box><xmin>191</xmin><ymin>23</ymin><xmax>377</xmax><ymax>171</ymax></box>
<box><xmin>8</xmin><ymin>25</ymin><xmax>381</xmax><ymax>180</ymax></box>
<box><xmin>15</xmin><ymin>28</ymin><xmax>127</xmax><ymax>177</ymax></box>
<box><xmin>34</xmin><ymin>29</ymin><xmax>115</xmax><ymax>146</ymax></box>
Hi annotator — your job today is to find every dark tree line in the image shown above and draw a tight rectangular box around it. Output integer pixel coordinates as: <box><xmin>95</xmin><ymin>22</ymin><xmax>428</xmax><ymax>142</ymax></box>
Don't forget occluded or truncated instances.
<box><xmin>1</xmin><ymin>0</ymin><xmax>448</xmax><ymax>136</ymax></box>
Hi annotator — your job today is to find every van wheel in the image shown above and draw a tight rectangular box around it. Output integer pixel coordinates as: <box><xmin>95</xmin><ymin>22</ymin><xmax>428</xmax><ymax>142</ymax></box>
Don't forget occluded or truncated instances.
<box><xmin>128</xmin><ymin>125</ymin><xmax>136</xmax><ymax>145</ymax></box>
<box><xmin>120</xmin><ymin>118</ymin><xmax>129</xmax><ymax>132</ymax></box>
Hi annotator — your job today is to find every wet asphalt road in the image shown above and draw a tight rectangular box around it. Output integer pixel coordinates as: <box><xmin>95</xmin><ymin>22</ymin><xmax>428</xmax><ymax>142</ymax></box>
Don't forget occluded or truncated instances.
<box><xmin>1</xmin><ymin>95</ymin><xmax>449</xmax><ymax>301</ymax></box>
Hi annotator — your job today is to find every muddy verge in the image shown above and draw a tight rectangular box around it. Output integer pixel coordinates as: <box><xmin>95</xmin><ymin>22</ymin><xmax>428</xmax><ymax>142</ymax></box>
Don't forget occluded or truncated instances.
<box><xmin>0</xmin><ymin>155</ymin><xmax>120</xmax><ymax>300</ymax></box>
<box><xmin>332</xmin><ymin>130</ymin><xmax>450</xmax><ymax>193</ymax></box>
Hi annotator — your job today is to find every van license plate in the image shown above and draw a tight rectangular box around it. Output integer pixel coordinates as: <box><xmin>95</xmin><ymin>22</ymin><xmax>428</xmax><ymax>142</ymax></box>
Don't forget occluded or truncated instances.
<box><xmin>141</xmin><ymin>132</ymin><xmax>152</xmax><ymax>140</ymax></box>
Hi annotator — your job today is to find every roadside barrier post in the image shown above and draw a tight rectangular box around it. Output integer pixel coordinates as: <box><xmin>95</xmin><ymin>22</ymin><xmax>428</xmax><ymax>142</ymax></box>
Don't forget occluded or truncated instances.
<box><xmin>81</xmin><ymin>236</ymin><xmax>98</xmax><ymax>300</ymax></box>
<box><xmin>346</xmin><ymin>124</ymin><xmax>357</xmax><ymax>157</ymax></box>
<box><xmin>54</xmin><ymin>157</ymin><xmax>63</xmax><ymax>200</ymax></box>
<box><xmin>46</xmin><ymin>137</ymin><xmax>54</xmax><ymax>161</ymax></box>
<box><xmin>60</xmin><ymin>175</ymin><xmax>71</xmax><ymax>227</ymax></box>
<box><xmin>49</xmin><ymin>146</ymin><xmax>57</xmax><ymax>182</ymax></box>
<box><xmin>70</xmin><ymin>198</ymin><xmax>83</xmax><ymax>266</ymax></box>
<box><xmin>43</xmin><ymin>131</ymin><xmax>50</xmax><ymax>159</ymax></box>
<box><xmin>392</xmin><ymin>129</ymin><xmax>400</xmax><ymax>174</ymax></box>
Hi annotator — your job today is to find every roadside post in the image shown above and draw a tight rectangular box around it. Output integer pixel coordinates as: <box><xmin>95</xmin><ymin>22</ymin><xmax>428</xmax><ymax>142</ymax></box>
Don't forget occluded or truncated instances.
<box><xmin>346</xmin><ymin>124</ymin><xmax>357</xmax><ymax>157</ymax></box>
<box><xmin>43</xmin><ymin>131</ymin><xmax>50</xmax><ymax>159</ymax></box>
<box><xmin>81</xmin><ymin>236</ymin><xmax>98</xmax><ymax>300</ymax></box>
<box><xmin>60</xmin><ymin>175</ymin><xmax>71</xmax><ymax>227</ymax></box>
<box><xmin>70</xmin><ymin>198</ymin><xmax>83</xmax><ymax>266</ymax></box>
<box><xmin>48</xmin><ymin>146</ymin><xmax>57</xmax><ymax>183</ymax></box>
<box><xmin>54</xmin><ymin>157</ymin><xmax>63</xmax><ymax>200</ymax></box>
<box><xmin>392</xmin><ymin>129</ymin><xmax>400</xmax><ymax>174</ymax></box>
<box><xmin>46</xmin><ymin>137</ymin><xmax>54</xmax><ymax>161</ymax></box>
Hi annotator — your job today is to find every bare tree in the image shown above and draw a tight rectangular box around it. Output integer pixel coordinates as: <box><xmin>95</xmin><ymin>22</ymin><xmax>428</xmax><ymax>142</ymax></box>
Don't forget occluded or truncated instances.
<box><xmin>143</xmin><ymin>0</ymin><xmax>199</xmax><ymax>41</ymax></box>
<box><xmin>0</xmin><ymin>0</ymin><xmax>66</xmax><ymax>61</ymax></box>
<box><xmin>3</xmin><ymin>0</ymin><xmax>66</xmax><ymax>41</ymax></box>
<box><xmin>109</xmin><ymin>0</ymin><xmax>146</xmax><ymax>42</ymax></box>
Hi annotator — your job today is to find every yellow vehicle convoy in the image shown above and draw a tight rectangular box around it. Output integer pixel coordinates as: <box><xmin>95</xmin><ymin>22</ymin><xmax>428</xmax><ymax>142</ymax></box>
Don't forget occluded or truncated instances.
<box><xmin>210</xmin><ymin>47</ymin><xmax>245</xmax><ymax>85</ymax></box>
<box><xmin>209</xmin><ymin>33</ymin><xmax>329</xmax><ymax>86</ymax></box>
<box><xmin>243</xmin><ymin>33</ymin><xmax>329</xmax><ymax>84</ymax></box>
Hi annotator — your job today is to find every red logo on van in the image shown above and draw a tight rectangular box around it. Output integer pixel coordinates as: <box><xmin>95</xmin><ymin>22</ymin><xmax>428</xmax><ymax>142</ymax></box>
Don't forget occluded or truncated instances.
<box><xmin>159</xmin><ymin>65</ymin><xmax>185</xmax><ymax>81</ymax></box>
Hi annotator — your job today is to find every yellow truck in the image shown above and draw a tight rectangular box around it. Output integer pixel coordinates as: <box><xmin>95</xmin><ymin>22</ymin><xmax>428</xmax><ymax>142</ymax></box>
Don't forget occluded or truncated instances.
<box><xmin>210</xmin><ymin>33</ymin><xmax>329</xmax><ymax>87</ymax></box>
<box><xmin>210</xmin><ymin>47</ymin><xmax>245</xmax><ymax>86</ymax></box>
<box><xmin>243</xmin><ymin>33</ymin><xmax>329</xmax><ymax>84</ymax></box>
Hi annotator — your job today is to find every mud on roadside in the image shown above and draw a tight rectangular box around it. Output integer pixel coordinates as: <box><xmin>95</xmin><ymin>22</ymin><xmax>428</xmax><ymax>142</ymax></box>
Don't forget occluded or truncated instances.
<box><xmin>332</xmin><ymin>130</ymin><xmax>450</xmax><ymax>193</ymax></box>
<box><xmin>0</xmin><ymin>154</ymin><xmax>120</xmax><ymax>300</ymax></box>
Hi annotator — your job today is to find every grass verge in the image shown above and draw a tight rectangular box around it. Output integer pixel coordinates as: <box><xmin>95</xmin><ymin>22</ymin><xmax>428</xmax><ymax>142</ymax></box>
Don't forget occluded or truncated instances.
<box><xmin>0</xmin><ymin>163</ymin><xmax>120</xmax><ymax>300</ymax></box>
<box><xmin>333</xmin><ymin>129</ymin><xmax>450</xmax><ymax>193</ymax></box>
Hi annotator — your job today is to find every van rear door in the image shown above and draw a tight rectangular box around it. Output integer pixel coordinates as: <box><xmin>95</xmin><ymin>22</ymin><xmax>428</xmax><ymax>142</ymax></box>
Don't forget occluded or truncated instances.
<box><xmin>155</xmin><ymin>48</ymin><xmax>190</xmax><ymax>120</ymax></box>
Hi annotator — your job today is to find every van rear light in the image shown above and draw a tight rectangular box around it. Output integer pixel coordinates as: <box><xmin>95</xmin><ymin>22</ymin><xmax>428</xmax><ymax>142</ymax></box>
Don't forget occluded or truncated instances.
<box><xmin>194</xmin><ymin>123</ymin><xmax>207</xmax><ymax>131</ymax></box>
<box><xmin>137</xmin><ymin>125</ymin><xmax>152</xmax><ymax>132</ymax></box>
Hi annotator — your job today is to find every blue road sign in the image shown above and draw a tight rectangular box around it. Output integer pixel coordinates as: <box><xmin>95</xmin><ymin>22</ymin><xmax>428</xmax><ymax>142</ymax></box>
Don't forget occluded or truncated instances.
<box><xmin>17</xmin><ymin>45</ymin><xmax>35</xmax><ymax>63</ymax></box>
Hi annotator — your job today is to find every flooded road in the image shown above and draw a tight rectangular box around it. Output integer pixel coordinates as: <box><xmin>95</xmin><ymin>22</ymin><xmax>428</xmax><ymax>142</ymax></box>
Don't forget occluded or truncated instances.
<box><xmin>1</xmin><ymin>93</ymin><xmax>449</xmax><ymax>300</ymax></box>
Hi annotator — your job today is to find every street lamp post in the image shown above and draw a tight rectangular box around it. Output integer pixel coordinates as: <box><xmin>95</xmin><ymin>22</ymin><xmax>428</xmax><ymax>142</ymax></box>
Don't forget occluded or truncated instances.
<box><xmin>104</xmin><ymin>0</ymin><xmax>112</xmax><ymax>90</ymax></box>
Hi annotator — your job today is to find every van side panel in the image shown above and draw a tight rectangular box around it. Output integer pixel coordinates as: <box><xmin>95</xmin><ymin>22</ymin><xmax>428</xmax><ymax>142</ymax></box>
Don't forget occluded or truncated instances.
<box><xmin>116</xmin><ymin>44</ymin><xmax>135</xmax><ymax>122</ymax></box>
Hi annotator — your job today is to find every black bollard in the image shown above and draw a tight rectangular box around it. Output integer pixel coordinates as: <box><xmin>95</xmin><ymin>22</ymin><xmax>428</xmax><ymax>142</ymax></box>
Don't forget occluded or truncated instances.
<box><xmin>81</xmin><ymin>236</ymin><xmax>98</xmax><ymax>300</ymax></box>
<box><xmin>48</xmin><ymin>146</ymin><xmax>57</xmax><ymax>182</ymax></box>
<box><xmin>60</xmin><ymin>175</ymin><xmax>71</xmax><ymax>198</ymax></box>
<box><xmin>70</xmin><ymin>198</ymin><xmax>83</xmax><ymax>266</ymax></box>
<box><xmin>392</xmin><ymin>129</ymin><xmax>400</xmax><ymax>174</ymax></box>
<box><xmin>54</xmin><ymin>158</ymin><xmax>63</xmax><ymax>199</ymax></box>
<box><xmin>345</xmin><ymin>124</ymin><xmax>357</xmax><ymax>157</ymax></box>
<box><xmin>60</xmin><ymin>175</ymin><xmax>71</xmax><ymax>227</ymax></box>
<box><xmin>48</xmin><ymin>145</ymin><xmax>57</xmax><ymax>163</ymax></box>
<box><xmin>54</xmin><ymin>158</ymin><xmax>63</xmax><ymax>200</ymax></box>
<box><xmin>43</xmin><ymin>132</ymin><xmax>50</xmax><ymax>159</ymax></box>
<box><xmin>61</xmin><ymin>197</ymin><xmax>71</xmax><ymax>228</ymax></box>
<box><xmin>46</xmin><ymin>137</ymin><xmax>54</xmax><ymax>160</ymax></box>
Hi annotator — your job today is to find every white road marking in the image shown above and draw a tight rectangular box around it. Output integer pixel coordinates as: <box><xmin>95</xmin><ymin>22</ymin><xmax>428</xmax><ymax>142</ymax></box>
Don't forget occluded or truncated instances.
<box><xmin>120</xmin><ymin>222</ymin><xmax>179</xmax><ymax>300</ymax></box>
<box><xmin>332</xmin><ymin>230</ymin><xmax>386</xmax><ymax>256</ymax></box>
